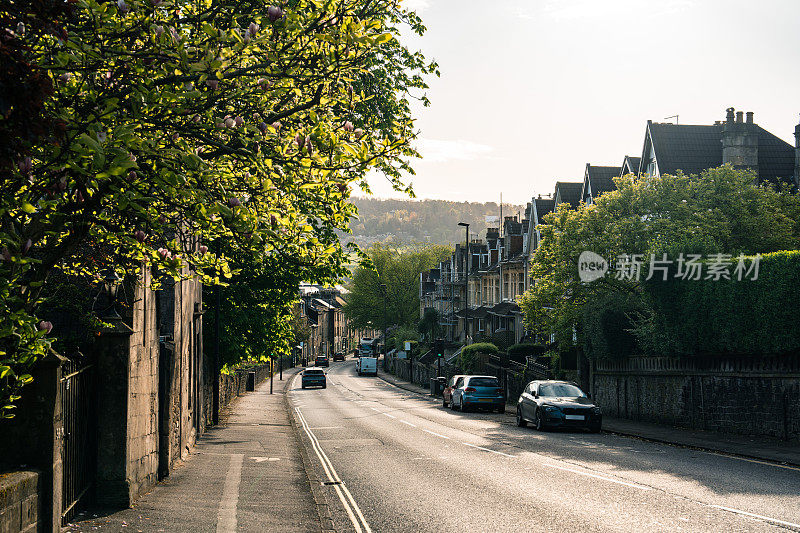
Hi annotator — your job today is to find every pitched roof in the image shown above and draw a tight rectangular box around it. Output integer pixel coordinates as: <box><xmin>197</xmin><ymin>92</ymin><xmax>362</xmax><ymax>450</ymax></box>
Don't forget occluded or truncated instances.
<box><xmin>531</xmin><ymin>197</ymin><xmax>555</xmax><ymax>224</ymax></box>
<box><xmin>644</xmin><ymin>121</ymin><xmax>795</xmax><ymax>183</ymax></box>
<box><xmin>621</xmin><ymin>156</ymin><xmax>641</xmax><ymax>176</ymax></box>
<box><xmin>554</xmin><ymin>181</ymin><xmax>583</xmax><ymax>209</ymax></box>
<box><xmin>582</xmin><ymin>164</ymin><xmax>621</xmax><ymax>202</ymax></box>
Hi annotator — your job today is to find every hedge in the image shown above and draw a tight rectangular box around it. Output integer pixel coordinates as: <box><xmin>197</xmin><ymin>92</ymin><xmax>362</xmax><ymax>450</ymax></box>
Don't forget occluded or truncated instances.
<box><xmin>460</xmin><ymin>342</ymin><xmax>498</xmax><ymax>373</ymax></box>
<box><xmin>507</xmin><ymin>343</ymin><xmax>548</xmax><ymax>361</ymax></box>
<box><xmin>638</xmin><ymin>250</ymin><xmax>800</xmax><ymax>357</ymax></box>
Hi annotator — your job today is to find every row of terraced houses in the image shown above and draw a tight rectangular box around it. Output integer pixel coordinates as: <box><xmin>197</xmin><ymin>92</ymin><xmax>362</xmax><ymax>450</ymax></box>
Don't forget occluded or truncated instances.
<box><xmin>420</xmin><ymin>107</ymin><xmax>800</xmax><ymax>351</ymax></box>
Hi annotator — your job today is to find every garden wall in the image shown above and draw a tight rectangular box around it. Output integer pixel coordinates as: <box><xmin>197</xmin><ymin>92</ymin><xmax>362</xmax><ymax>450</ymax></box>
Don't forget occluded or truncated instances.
<box><xmin>592</xmin><ymin>355</ymin><xmax>800</xmax><ymax>441</ymax></box>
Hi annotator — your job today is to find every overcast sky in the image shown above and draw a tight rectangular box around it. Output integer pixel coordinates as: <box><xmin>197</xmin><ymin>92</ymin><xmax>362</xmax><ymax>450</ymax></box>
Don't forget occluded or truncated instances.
<box><xmin>362</xmin><ymin>0</ymin><xmax>800</xmax><ymax>205</ymax></box>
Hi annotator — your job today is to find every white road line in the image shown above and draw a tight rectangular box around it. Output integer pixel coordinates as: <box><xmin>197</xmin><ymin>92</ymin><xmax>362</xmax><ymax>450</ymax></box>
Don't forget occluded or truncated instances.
<box><xmin>295</xmin><ymin>408</ymin><xmax>372</xmax><ymax>533</ymax></box>
<box><xmin>400</xmin><ymin>420</ymin><xmax>417</xmax><ymax>427</ymax></box>
<box><xmin>370</xmin><ymin>407</ymin><xmax>381</xmax><ymax>412</ymax></box>
<box><xmin>382</xmin><ymin>412</ymin><xmax>396</xmax><ymax>419</ymax></box>
<box><xmin>709</xmin><ymin>505</ymin><xmax>800</xmax><ymax>530</ymax></box>
<box><xmin>310</xmin><ymin>426</ymin><xmax>345</xmax><ymax>430</ymax></box>
<box><xmin>463</xmin><ymin>442</ymin><xmax>516</xmax><ymax>458</ymax></box>
<box><xmin>216</xmin><ymin>453</ymin><xmax>244</xmax><ymax>533</ymax></box>
<box><xmin>543</xmin><ymin>463</ymin><xmax>651</xmax><ymax>491</ymax></box>
<box><xmin>423</xmin><ymin>429</ymin><xmax>450</xmax><ymax>440</ymax></box>
<box><xmin>702</xmin><ymin>451</ymin><xmax>800</xmax><ymax>472</ymax></box>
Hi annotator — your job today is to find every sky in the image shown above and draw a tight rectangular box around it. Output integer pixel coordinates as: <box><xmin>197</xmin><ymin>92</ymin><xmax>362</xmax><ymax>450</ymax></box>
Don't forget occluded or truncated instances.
<box><xmin>362</xmin><ymin>0</ymin><xmax>800</xmax><ymax>205</ymax></box>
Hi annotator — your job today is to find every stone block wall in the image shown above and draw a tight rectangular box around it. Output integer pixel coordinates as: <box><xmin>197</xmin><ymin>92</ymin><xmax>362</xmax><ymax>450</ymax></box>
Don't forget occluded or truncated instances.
<box><xmin>0</xmin><ymin>471</ymin><xmax>41</xmax><ymax>533</ymax></box>
<box><xmin>124</xmin><ymin>268</ymin><xmax>161</xmax><ymax>503</ymax></box>
<box><xmin>217</xmin><ymin>364</ymin><xmax>271</xmax><ymax>412</ymax></box>
<box><xmin>593</xmin><ymin>355</ymin><xmax>800</xmax><ymax>441</ymax></box>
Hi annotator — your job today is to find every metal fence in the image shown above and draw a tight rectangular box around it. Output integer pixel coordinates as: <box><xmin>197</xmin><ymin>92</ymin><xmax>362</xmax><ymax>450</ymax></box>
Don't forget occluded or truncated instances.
<box><xmin>60</xmin><ymin>357</ymin><xmax>96</xmax><ymax>524</ymax></box>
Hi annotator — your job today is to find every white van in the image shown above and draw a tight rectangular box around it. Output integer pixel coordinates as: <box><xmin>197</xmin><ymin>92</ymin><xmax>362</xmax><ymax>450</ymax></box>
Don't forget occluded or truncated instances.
<box><xmin>357</xmin><ymin>356</ymin><xmax>377</xmax><ymax>376</ymax></box>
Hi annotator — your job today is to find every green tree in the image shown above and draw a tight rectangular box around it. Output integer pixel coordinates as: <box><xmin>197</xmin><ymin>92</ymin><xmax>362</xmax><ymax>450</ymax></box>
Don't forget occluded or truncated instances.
<box><xmin>0</xmin><ymin>0</ymin><xmax>436</xmax><ymax>416</ymax></box>
<box><xmin>520</xmin><ymin>166</ymin><xmax>800</xmax><ymax>358</ymax></box>
<box><xmin>344</xmin><ymin>242</ymin><xmax>450</xmax><ymax>331</ymax></box>
<box><xmin>417</xmin><ymin>307</ymin><xmax>440</xmax><ymax>341</ymax></box>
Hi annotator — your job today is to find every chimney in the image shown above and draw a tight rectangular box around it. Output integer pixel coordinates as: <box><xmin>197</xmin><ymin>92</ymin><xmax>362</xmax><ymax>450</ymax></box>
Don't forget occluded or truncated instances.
<box><xmin>794</xmin><ymin>114</ymin><xmax>800</xmax><ymax>189</ymax></box>
<box><xmin>722</xmin><ymin>107</ymin><xmax>759</xmax><ymax>177</ymax></box>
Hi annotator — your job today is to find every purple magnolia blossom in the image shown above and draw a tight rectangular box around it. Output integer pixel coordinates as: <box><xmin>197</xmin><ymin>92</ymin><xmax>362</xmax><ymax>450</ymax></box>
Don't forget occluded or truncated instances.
<box><xmin>228</xmin><ymin>197</ymin><xmax>242</xmax><ymax>207</ymax></box>
<box><xmin>117</xmin><ymin>0</ymin><xmax>129</xmax><ymax>14</ymax></box>
<box><xmin>267</xmin><ymin>6</ymin><xmax>284</xmax><ymax>22</ymax></box>
<box><xmin>155</xmin><ymin>25</ymin><xmax>164</xmax><ymax>37</ymax></box>
<box><xmin>18</xmin><ymin>156</ymin><xmax>32</xmax><ymax>175</ymax></box>
<box><xmin>134</xmin><ymin>230</ymin><xmax>147</xmax><ymax>242</ymax></box>
<box><xmin>23</xmin><ymin>239</ymin><xmax>32</xmax><ymax>254</ymax></box>
<box><xmin>248</xmin><ymin>22</ymin><xmax>259</xmax><ymax>36</ymax></box>
<box><xmin>343</xmin><ymin>121</ymin><xmax>354</xmax><ymax>132</ymax></box>
<box><xmin>199</xmin><ymin>245</ymin><xmax>208</xmax><ymax>254</ymax></box>
<box><xmin>234</xmin><ymin>116</ymin><xmax>244</xmax><ymax>128</ymax></box>
<box><xmin>206</xmin><ymin>79</ymin><xmax>219</xmax><ymax>90</ymax></box>
<box><xmin>38</xmin><ymin>321</ymin><xmax>54</xmax><ymax>334</ymax></box>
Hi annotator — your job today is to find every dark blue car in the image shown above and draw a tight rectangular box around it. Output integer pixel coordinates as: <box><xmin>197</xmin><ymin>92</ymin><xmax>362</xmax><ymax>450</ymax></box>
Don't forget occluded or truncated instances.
<box><xmin>301</xmin><ymin>367</ymin><xmax>327</xmax><ymax>389</ymax></box>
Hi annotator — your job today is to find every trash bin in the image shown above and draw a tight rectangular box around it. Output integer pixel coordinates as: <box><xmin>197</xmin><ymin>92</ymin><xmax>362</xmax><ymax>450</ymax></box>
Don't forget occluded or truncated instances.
<box><xmin>430</xmin><ymin>378</ymin><xmax>438</xmax><ymax>396</ymax></box>
<box><xmin>246</xmin><ymin>371</ymin><xmax>256</xmax><ymax>391</ymax></box>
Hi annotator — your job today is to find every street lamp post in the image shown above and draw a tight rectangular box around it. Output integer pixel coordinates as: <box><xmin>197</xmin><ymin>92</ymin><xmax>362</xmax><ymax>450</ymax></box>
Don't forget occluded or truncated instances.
<box><xmin>458</xmin><ymin>222</ymin><xmax>470</xmax><ymax>347</ymax></box>
<box><xmin>379</xmin><ymin>283</ymin><xmax>388</xmax><ymax>367</ymax></box>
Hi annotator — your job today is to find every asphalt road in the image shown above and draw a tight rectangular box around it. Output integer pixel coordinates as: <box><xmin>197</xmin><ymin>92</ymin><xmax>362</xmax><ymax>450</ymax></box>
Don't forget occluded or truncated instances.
<box><xmin>289</xmin><ymin>359</ymin><xmax>800</xmax><ymax>533</ymax></box>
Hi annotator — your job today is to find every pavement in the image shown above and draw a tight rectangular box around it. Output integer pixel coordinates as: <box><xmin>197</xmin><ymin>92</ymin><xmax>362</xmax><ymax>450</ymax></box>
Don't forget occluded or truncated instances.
<box><xmin>376</xmin><ymin>364</ymin><xmax>800</xmax><ymax>468</ymax></box>
<box><xmin>66</xmin><ymin>368</ymin><xmax>325</xmax><ymax>533</ymax></box>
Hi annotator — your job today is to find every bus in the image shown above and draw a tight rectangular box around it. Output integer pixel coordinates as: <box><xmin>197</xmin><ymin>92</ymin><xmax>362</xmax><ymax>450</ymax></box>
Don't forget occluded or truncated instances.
<box><xmin>359</xmin><ymin>337</ymin><xmax>378</xmax><ymax>357</ymax></box>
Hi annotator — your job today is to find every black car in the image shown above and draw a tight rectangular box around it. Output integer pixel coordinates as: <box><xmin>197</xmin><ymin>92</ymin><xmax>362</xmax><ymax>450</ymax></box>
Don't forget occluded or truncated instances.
<box><xmin>315</xmin><ymin>355</ymin><xmax>329</xmax><ymax>367</ymax></box>
<box><xmin>516</xmin><ymin>380</ymin><xmax>601</xmax><ymax>432</ymax></box>
<box><xmin>332</xmin><ymin>352</ymin><xmax>345</xmax><ymax>362</ymax></box>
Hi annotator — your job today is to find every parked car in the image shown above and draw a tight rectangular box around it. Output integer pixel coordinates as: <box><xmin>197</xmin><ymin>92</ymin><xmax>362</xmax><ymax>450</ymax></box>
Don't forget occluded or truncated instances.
<box><xmin>315</xmin><ymin>355</ymin><xmax>329</xmax><ymax>367</ymax></box>
<box><xmin>516</xmin><ymin>380</ymin><xmax>601</xmax><ymax>432</ymax></box>
<box><xmin>450</xmin><ymin>375</ymin><xmax>505</xmax><ymax>413</ymax></box>
<box><xmin>332</xmin><ymin>352</ymin><xmax>345</xmax><ymax>362</ymax></box>
<box><xmin>301</xmin><ymin>368</ymin><xmax>327</xmax><ymax>389</ymax></box>
<box><xmin>442</xmin><ymin>374</ymin><xmax>466</xmax><ymax>407</ymax></box>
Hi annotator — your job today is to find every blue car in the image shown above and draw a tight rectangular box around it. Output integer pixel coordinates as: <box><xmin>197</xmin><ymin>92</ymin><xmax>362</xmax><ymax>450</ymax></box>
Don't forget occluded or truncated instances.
<box><xmin>301</xmin><ymin>368</ymin><xmax>327</xmax><ymax>389</ymax></box>
<box><xmin>450</xmin><ymin>375</ymin><xmax>505</xmax><ymax>413</ymax></box>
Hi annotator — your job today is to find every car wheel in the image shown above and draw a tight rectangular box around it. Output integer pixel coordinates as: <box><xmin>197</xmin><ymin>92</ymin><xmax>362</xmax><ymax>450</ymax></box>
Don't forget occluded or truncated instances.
<box><xmin>301</xmin><ymin>384</ymin><xmax>306</xmax><ymax>389</ymax></box>
<box><xmin>442</xmin><ymin>398</ymin><xmax>448</xmax><ymax>408</ymax></box>
<box><xmin>449</xmin><ymin>398</ymin><xmax>456</xmax><ymax>411</ymax></box>
<box><xmin>535</xmin><ymin>409</ymin><xmax>545</xmax><ymax>431</ymax></box>
<box><xmin>516</xmin><ymin>407</ymin><xmax>527</xmax><ymax>427</ymax></box>
<box><xmin>322</xmin><ymin>384</ymin><xmax>327</xmax><ymax>389</ymax></box>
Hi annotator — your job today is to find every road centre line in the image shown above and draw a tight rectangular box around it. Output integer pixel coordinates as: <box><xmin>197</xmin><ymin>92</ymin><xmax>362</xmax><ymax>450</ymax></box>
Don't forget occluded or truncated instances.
<box><xmin>708</xmin><ymin>504</ymin><xmax>800</xmax><ymax>530</ymax></box>
<box><xmin>423</xmin><ymin>429</ymin><xmax>450</xmax><ymax>439</ymax></box>
<box><xmin>462</xmin><ymin>442</ymin><xmax>516</xmax><ymax>458</ymax></box>
<box><xmin>543</xmin><ymin>463</ymin><xmax>652</xmax><ymax>491</ymax></box>
<box><xmin>382</xmin><ymin>412</ymin><xmax>396</xmax><ymax>419</ymax></box>
<box><xmin>400</xmin><ymin>420</ymin><xmax>417</xmax><ymax>427</ymax></box>
<box><xmin>295</xmin><ymin>407</ymin><xmax>372</xmax><ymax>533</ymax></box>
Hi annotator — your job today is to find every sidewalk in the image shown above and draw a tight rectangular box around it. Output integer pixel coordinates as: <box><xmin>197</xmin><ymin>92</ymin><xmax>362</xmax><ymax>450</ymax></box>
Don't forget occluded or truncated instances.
<box><xmin>67</xmin><ymin>369</ymin><xmax>325</xmax><ymax>533</ymax></box>
<box><xmin>377</xmin><ymin>367</ymin><xmax>800</xmax><ymax>468</ymax></box>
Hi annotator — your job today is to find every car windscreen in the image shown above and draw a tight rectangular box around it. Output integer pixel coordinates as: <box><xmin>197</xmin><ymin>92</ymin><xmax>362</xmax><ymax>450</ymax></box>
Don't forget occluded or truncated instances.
<box><xmin>305</xmin><ymin>369</ymin><xmax>324</xmax><ymax>375</ymax></box>
<box><xmin>468</xmin><ymin>377</ymin><xmax>499</xmax><ymax>387</ymax></box>
<box><xmin>538</xmin><ymin>383</ymin><xmax>585</xmax><ymax>398</ymax></box>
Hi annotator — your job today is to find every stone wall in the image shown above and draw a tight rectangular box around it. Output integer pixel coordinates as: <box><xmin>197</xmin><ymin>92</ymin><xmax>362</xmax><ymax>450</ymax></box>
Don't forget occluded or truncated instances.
<box><xmin>592</xmin><ymin>355</ymin><xmax>800</xmax><ymax>441</ymax></box>
<box><xmin>218</xmin><ymin>365</ymin><xmax>272</xmax><ymax>411</ymax></box>
<box><xmin>0</xmin><ymin>471</ymin><xmax>41</xmax><ymax>533</ymax></box>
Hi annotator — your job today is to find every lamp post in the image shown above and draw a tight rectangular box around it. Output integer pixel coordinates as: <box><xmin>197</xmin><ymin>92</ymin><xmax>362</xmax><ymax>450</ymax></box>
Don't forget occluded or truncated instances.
<box><xmin>379</xmin><ymin>283</ymin><xmax>388</xmax><ymax>365</ymax></box>
<box><xmin>457</xmin><ymin>222</ymin><xmax>469</xmax><ymax>347</ymax></box>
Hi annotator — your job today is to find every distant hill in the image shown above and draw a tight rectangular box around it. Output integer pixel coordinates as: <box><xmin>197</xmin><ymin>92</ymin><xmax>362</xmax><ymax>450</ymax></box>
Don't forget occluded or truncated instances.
<box><xmin>342</xmin><ymin>197</ymin><xmax>527</xmax><ymax>246</ymax></box>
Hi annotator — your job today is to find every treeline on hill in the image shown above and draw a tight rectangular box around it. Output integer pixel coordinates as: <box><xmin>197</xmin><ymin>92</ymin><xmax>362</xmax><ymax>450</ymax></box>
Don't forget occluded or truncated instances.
<box><xmin>343</xmin><ymin>198</ymin><xmax>526</xmax><ymax>245</ymax></box>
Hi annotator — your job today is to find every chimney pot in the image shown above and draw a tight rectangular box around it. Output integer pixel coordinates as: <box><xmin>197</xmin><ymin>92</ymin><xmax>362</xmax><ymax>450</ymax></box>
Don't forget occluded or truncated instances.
<box><xmin>726</xmin><ymin>107</ymin><xmax>735</xmax><ymax>123</ymax></box>
<box><xmin>746</xmin><ymin>111</ymin><xmax>754</xmax><ymax>124</ymax></box>
<box><xmin>736</xmin><ymin>111</ymin><xmax>744</xmax><ymax>123</ymax></box>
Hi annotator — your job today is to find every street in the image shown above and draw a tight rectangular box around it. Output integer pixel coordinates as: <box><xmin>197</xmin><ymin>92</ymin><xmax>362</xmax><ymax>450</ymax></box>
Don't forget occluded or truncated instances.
<box><xmin>291</xmin><ymin>360</ymin><xmax>800</xmax><ymax>532</ymax></box>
